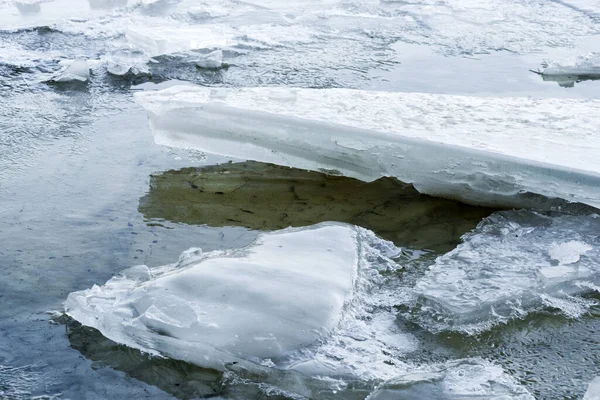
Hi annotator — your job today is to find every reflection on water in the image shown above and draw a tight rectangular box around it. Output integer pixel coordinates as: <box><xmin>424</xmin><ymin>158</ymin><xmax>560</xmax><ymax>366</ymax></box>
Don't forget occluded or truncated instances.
<box><xmin>139</xmin><ymin>161</ymin><xmax>495</xmax><ymax>252</ymax></box>
<box><xmin>66</xmin><ymin>319</ymin><xmax>223</xmax><ymax>400</ymax></box>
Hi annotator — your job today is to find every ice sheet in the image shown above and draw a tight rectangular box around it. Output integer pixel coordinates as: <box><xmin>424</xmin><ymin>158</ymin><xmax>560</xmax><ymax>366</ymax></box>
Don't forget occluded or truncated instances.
<box><xmin>135</xmin><ymin>86</ymin><xmax>600</xmax><ymax>208</ymax></box>
<box><xmin>366</xmin><ymin>359</ymin><xmax>533</xmax><ymax>400</ymax></box>
<box><xmin>65</xmin><ymin>223</ymin><xmax>416</xmax><ymax>378</ymax></box>
<box><xmin>410</xmin><ymin>211</ymin><xmax>600</xmax><ymax>334</ymax></box>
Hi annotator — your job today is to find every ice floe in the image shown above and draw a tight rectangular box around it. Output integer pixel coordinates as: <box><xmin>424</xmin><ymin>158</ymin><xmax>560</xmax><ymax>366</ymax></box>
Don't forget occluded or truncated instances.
<box><xmin>366</xmin><ymin>359</ymin><xmax>533</xmax><ymax>400</ymax></box>
<box><xmin>65</xmin><ymin>223</ymin><xmax>416</xmax><ymax>378</ymax></box>
<box><xmin>585</xmin><ymin>377</ymin><xmax>600</xmax><ymax>400</ymax></box>
<box><xmin>46</xmin><ymin>59</ymin><xmax>90</xmax><ymax>82</ymax></box>
<box><xmin>135</xmin><ymin>86</ymin><xmax>600</xmax><ymax>209</ymax></box>
<box><xmin>534</xmin><ymin>52</ymin><xmax>600</xmax><ymax>87</ymax></box>
<box><xmin>195</xmin><ymin>49</ymin><xmax>224</xmax><ymax>69</ymax></box>
<box><xmin>409</xmin><ymin>211</ymin><xmax>600</xmax><ymax>334</ymax></box>
<box><xmin>125</xmin><ymin>24</ymin><xmax>237</xmax><ymax>57</ymax></box>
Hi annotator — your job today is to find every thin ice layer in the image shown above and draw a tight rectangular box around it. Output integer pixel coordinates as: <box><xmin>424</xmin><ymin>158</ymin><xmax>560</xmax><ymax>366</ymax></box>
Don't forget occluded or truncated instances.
<box><xmin>65</xmin><ymin>223</ymin><xmax>395</xmax><ymax>372</ymax></box>
<box><xmin>135</xmin><ymin>86</ymin><xmax>600</xmax><ymax>208</ymax></box>
<box><xmin>366</xmin><ymin>359</ymin><xmax>533</xmax><ymax>400</ymax></box>
<box><xmin>411</xmin><ymin>211</ymin><xmax>600</xmax><ymax>333</ymax></box>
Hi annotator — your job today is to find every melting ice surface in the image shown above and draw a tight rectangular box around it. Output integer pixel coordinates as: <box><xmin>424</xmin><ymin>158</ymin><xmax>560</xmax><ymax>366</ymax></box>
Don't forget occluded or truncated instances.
<box><xmin>65</xmin><ymin>223</ymin><xmax>417</xmax><ymax>381</ymax></box>
<box><xmin>366</xmin><ymin>359</ymin><xmax>533</xmax><ymax>400</ymax></box>
<box><xmin>409</xmin><ymin>211</ymin><xmax>600</xmax><ymax>334</ymax></box>
<box><xmin>135</xmin><ymin>86</ymin><xmax>600</xmax><ymax>209</ymax></box>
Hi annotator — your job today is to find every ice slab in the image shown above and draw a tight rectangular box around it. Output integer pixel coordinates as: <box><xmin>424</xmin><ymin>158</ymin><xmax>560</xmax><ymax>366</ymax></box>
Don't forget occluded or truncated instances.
<box><xmin>366</xmin><ymin>359</ymin><xmax>533</xmax><ymax>400</ymax></box>
<box><xmin>410</xmin><ymin>211</ymin><xmax>600</xmax><ymax>333</ymax></box>
<box><xmin>195</xmin><ymin>49</ymin><xmax>223</xmax><ymax>69</ymax></box>
<box><xmin>46</xmin><ymin>59</ymin><xmax>90</xmax><ymax>83</ymax></box>
<box><xmin>584</xmin><ymin>377</ymin><xmax>600</xmax><ymax>400</ymax></box>
<box><xmin>534</xmin><ymin>52</ymin><xmax>600</xmax><ymax>88</ymax></box>
<box><xmin>64</xmin><ymin>223</ymin><xmax>413</xmax><ymax>376</ymax></box>
<box><xmin>135</xmin><ymin>86</ymin><xmax>600</xmax><ymax>209</ymax></box>
<box><xmin>125</xmin><ymin>24</ymin><xmax>237</xmax><ymax>57</ymax></box>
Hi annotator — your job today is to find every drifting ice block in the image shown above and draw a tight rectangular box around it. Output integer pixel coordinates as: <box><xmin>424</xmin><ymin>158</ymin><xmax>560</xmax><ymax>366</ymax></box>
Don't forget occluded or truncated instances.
<box><xmin>412</xmin><ymin>211</ymin><xmax>600</xmax><ymax>333</ymax></box>
<box><xmin>135</xmin><ymin>86</ymin><xmax>600</xmax><ymax>209</ymax></box>
<box><xmin>65</xmin><ymin>223</ymin><xmax>375</xmax><ymax>371</ymax></box>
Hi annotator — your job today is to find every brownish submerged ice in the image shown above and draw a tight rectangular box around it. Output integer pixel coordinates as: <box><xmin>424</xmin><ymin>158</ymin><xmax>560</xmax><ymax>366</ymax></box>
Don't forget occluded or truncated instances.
<box><xmin>139</xmin><ymin>161</ymin><xmax>495</xmax><ymax>253</ymax></box>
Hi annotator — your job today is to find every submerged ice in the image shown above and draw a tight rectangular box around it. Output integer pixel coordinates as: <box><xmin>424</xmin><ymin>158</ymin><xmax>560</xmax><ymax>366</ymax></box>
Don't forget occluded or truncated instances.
<box><xmin>366</xmin><ymin>359</ymin><xmax>533</xmax><ymax>400</ymax></box>
<box><xmin>64</xmin><ymin>223</ymin><xmax>416</xmax><ymax>379</ymax></box>
<box><xmin>135</xmin><ymin>86</ymin><xmax>600</xmax><ymax>209</ymax></box>
<box><xmin>409</xmin><ymin>211</ymin><xmax>600</xmax><ymax>334</ymax></box>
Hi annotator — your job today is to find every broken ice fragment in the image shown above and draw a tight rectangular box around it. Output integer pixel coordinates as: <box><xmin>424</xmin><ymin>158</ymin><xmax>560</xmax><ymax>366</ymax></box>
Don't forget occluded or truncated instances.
<box><xmin>533</xmin><ymin>52</ymin><xmax>600</xmax><ymax>87</ymax></box>
<box><xmin>126</xmin><ymin>24</ymin><xmax>236</xmax><ymax>57</ymax></box>
<box><xmin>65</xmin><ymin>223</ymin><xmax>370</xmax><ymax>371</ymax></box>
<box><xmin>548</xmin><ymin>240</ymin><xmax>593</xmax><ymax>265</ymax></box>
<box><xmin>195</xmin><ymin>49</ymin><xmax>224</xmax><ymax>69</ymax></box>
<box><xmin>410</xmin><ymin>211</ymin><xmax>600</xmax><ymax>333</ymax></box>
<box><xmin>47</xmin><ymin>60</ymin><xmax>90</xmax><ymax>83</ymax></box>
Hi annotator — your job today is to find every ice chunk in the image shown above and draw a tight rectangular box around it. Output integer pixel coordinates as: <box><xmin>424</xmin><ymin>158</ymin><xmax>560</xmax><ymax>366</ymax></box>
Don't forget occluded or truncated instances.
<box><xmin>46</xmin><ymin>60</ymin><xmax>90</xmax><ymax>83</ymax></box>
<box><xmin>584</xmin><ymin>377</ymin><xmax>600</xmax><ymax>400</ymax></box>
<box><xmin>126</xmin><ymin>24</ymin><xmax>237</xmax><ymax>57</ymax></box>
<box><xmin>135</xmin><ymin>86</ymin><xmax>600</xmax><ymax>209</ymax></box>
<box><xmin>410</xmin><ymin>211</ymin><xmax>600</xmax><ymax>333</ymax></box>
<box><xmin>195</xmin><ymin>49</ymin><xmax>224</xmax><ymax>69</ymax></box>
<box><xmin>366</xmin><ymin>359</ymin><xmax>533</xmax><ymax>400</ymax></box>
<box><xmin>65</xmin><ymin>223</ymin><xmax>387</xmax><ymax>371</ymax></box>
<box><xmin>534</xmin><ymin>52</ymin><xmax>600</xmax><ymax>87</ymax></box>
<box><xmin>548</xmin><ymin>241</ymin><xmax>593</xmax><ymax>265</ymax></box>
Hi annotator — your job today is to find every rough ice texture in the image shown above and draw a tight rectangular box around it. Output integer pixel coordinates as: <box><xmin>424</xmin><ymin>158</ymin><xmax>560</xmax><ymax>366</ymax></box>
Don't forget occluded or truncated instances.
<box><xmin>65</xmin><ymin>223</ymin><xmax>415</xmax><ymax>376</ymax></box>
<box><xmin>135</xmin><ymin>86</ymin><xmax>600</xmax><ymax>209</ymax></box>
<box><xmin>411</xmin><ymin>211</ymin><xmax>600</xmax><ymax>334</ymax></box>
<box><xmin>584</xmin><ymin>377</ymin><xmax>600</xmax><ymax>400</ymax></box>
<box><xmin>47</xmin><ymin>59</ymin><xmax>90</xmax><ymax>83</ymax></box>
<box><xmin>366</xmin><ymin>359</ymin><xmax>533</xmax><ymax>400</ymax></box>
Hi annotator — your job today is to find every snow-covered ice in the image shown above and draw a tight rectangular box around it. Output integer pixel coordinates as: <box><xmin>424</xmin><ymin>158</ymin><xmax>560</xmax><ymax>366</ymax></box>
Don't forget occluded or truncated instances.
<box><xmin>46</xmin><ymin>59</ymin><xmax>90</xmax><ymax>83</ymax></box>
<box><xmin>135</xmin><ymin>86</ymin><xmax>600</xmax><ymax>208</ymax></box>
<box><xmin>366</xmin><ymin>359</ymin><xmax>533</xmax><ymax>400</ymax></box>
<box><xmin>584</xmin><ymin>377</ymin><xmax>600</xmax><ymax>400</ymax></box>
<box><xmin>410</xmin><ymin>211</ymin><xmax>600</xmax><ymax>334</ymax></box>
<box><xmin>195</xmin><ymin>49</ymin><xmax>224</xmax><ymax>69</ymax></box>
<box><xmin>64</xmin><ymin>223</ymin><xmax>416</xmax><ymax>378</ymax></box>
<box><xmin>125</xmin><ymin>24</ymin><xmax>237</xmax><ymax>57</ymax></box>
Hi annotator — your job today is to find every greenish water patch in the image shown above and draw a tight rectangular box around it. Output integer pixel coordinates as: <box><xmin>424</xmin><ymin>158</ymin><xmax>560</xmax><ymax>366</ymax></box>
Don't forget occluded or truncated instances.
<box><xmin>139</xmin><ymin>161</ymin><xmax>496</xmax><ymax>253</ymax></box>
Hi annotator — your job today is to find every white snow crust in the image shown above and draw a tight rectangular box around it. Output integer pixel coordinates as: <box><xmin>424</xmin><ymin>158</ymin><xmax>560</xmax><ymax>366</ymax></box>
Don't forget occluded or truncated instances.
<box><xmin>135</xmin><ymin>86</ymin><xmax>600</xmax><ymax>208</ymax></box>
